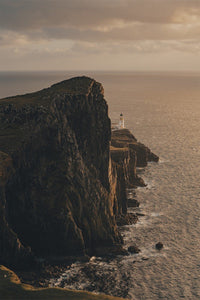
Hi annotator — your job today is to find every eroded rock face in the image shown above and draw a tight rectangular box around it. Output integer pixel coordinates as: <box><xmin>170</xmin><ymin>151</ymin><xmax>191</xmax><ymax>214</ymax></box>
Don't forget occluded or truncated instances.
<box><xmin>0</xmin><ymin>77</ymin><xmax>122</xmax><ymax>267</ymax></box>
<box><xmin>111</xmin><ymin>129</ymin><xmax>159</xmax><ymax>168</ymax></box>
<box><xmin>109</xmin><ymin>128</ymin><xmax>159</xmax><ymax>224</ymax></box>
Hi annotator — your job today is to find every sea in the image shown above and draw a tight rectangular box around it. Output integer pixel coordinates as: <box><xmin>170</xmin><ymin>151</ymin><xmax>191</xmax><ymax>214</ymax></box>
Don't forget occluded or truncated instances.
<box><xmin>0</xmin><ymin>71</ymin><xmax>200</xmax><ymax>299</ymax></box>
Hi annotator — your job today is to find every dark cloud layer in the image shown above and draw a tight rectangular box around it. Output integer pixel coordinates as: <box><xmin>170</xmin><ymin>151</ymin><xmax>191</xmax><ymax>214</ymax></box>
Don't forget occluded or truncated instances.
<box><xmin>0</xmin><ymin>0</ymin><xmax>200</xmax><ymax>70</ymax></box>
<box><xmin>1</xmin><ymin>0</ymin><xmax>200</xmax><ymax>33</ymax></box>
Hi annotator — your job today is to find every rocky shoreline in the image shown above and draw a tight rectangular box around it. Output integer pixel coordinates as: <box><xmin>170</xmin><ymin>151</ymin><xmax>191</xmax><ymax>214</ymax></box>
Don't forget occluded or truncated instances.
<box><xmin>15</xmin><ymin>188</ymin><xmax>142</xmax><ymax>289</ymax></box>
<box><xmin>16</xmin><ymin>210</ymin><xmax>141</xmax><ymax>292</ymax></box>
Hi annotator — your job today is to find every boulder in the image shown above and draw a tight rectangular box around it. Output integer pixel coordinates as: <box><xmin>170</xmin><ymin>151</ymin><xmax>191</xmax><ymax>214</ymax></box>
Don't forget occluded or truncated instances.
<box><xmin>155</xmin><ymin>242</ymin><xmax>163</xmax><ymax>250</ymax></box>
<box><xmin>127</xmin><ymin>199</ymin><xmax>140</xmax><ymax>208</ymax></box>
<box><xmin>128</xmin><ymin>245</ymin><xmax>141</xmax><ymax>254</ymax></box>
<box><xmin>116</xmin><ymin>213</ymin><xmax>138</xmax><ymax>226</ymax></box>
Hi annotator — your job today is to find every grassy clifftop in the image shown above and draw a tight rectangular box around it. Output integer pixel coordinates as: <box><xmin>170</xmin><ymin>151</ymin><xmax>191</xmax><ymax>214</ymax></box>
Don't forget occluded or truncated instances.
<box><xmin>0</xmin><ymin>266</ymin><xmax>124</xmax><ymax>300</ymax></box>
<box><xmin>0</xmin><ymin>76</ymin><xmax>101</xmax><ymax>107</ymax></box>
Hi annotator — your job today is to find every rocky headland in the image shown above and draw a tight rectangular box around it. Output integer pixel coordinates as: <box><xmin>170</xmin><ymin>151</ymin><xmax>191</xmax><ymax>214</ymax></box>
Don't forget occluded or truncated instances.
<box><xmin>0</xmin><ymin>76</ymin><xmax>158</xmax><ymax>292</ymax></box>
<box><xmin>110</xmin><ymin>128</ymin><xmax>158</xmax><ymax>226</ymax></box>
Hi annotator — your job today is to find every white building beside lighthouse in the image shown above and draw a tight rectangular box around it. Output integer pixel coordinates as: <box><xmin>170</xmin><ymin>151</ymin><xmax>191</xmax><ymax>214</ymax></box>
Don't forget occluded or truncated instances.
<box><xmin>119</xmin><ymin>113</ymin><xmax>125</xmax><ymax>129</ymax></box>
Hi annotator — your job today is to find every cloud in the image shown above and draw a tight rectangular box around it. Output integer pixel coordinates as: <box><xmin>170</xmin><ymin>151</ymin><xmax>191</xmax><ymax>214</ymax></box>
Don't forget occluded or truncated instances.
<box><xmin>1</xmin><ymin>1</ymin><xmax>200</xmax><ymax>30</ymax></box>
<box><xmin>1</xmin><ymin>0</ymin><xmax>200</xmax><ymax>70</ymax></box>
<box><xmin>0</xmin><ymin>30</ymin><xmax>30</xmax><ymax>47</ymax></box>
<box><xmin>0</xmin><ymin>0</ymin><xmax>200</xmax><ymax>49</ymax></box>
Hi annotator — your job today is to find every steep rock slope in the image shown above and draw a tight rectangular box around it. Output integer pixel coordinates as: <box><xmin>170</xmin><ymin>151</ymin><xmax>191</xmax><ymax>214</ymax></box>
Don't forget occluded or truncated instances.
<box><xmin>110</xmin><ymin>129</ymin><xmax>158</xmax><ymax>223</ymax></box>
<box><xmin>0</xmin><ymin>77</ymin><xmax>122</xmax><ymax>268</ymax></box>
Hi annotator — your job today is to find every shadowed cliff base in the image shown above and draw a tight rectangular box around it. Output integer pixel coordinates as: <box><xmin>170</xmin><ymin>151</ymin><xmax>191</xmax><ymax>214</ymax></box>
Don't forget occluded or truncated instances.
<box><xmin>0</xmin><ymin>76</ymin><xmax>158</xmax><ymax>295</ymax></box>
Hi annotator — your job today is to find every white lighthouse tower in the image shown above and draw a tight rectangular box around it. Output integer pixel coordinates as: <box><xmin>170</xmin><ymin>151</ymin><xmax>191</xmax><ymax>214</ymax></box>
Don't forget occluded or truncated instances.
<box><xmin>119</xmin><ymin>113</ymin><xmax>125</xmax><ymax>129</ymax></box>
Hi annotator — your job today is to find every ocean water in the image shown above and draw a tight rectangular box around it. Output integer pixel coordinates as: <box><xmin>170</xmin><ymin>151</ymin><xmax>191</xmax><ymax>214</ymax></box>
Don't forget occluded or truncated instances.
<box><xmin>1</xmin><ymin>71</ymin><xmax>200</xmax><ymax>299</ymax></box>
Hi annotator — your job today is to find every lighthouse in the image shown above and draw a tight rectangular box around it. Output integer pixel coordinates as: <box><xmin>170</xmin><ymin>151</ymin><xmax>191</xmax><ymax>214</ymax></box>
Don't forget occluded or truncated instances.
<box><xmin>119</xmin><ymin>113</ymin><xmax>125</xmax><ymax>129</ymax></box>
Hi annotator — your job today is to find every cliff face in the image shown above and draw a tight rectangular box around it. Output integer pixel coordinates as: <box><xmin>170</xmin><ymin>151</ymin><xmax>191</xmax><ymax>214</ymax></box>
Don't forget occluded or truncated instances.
<box><xmin>0</xmin><ymin>151</ymin><xmax>33</xmax><ymax>268</ymax></box>
<box><xmin>0</xmin><ymin>76</ymin><xmax>158</xmax><ymax>268</ymax></box>
<box><xmin>110</xmin><ymin>129</ymin><xmax>158</xmax><ymax>220</ymax></box>
<box><xmin>111</xmin><ymin>129</ymin><xmax>159</xmax><ymax>168</ymax></box>
<box><xmin>0</xmin><ymin>77</ymin><xmax>123</xmax><ymax>267</ymax></box>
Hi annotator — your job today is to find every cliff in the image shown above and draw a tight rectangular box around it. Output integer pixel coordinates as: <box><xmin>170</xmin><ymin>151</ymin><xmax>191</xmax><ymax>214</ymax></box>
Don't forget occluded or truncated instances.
<box><xmin>0</xmin><ymin>76</ymin><xmax>158</xmax><ymax>269</ymax></box>
<box><xmin>111</xmin><ymin>129</ymin><xmax>158</xmax><ymax>168</ymax></box>
<box><xmin>110</xmin><ymin>129</ymin><xmax>158</xmax><ymax>224</ymax></box>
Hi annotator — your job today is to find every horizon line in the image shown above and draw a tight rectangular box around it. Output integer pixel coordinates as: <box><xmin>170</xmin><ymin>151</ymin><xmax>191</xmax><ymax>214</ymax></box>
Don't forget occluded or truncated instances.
<box><xmin>1</xmin><ymin>69</ymin><xmax>200</xmax><ymax>74</ymax></box>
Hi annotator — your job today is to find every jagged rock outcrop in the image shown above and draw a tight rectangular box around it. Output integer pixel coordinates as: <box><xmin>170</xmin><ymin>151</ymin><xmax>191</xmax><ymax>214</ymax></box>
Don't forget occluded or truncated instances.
<box><xmin>111</xmin><ymin>129</ymin><xmax>159</xmax><ymax>168</ymax></box>
<box><xmin>0</xmin><ymin>76</ymin><xmax>158</xmax><ymax>269</ymax></box>
<box><xmin>110</xmin><ymin>128</ymin><xmax>158</xmax><ymax>224</ymax></box>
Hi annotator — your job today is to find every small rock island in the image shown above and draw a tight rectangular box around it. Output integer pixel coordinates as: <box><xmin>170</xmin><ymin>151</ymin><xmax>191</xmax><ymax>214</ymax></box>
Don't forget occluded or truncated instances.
<box><xmin>0</xmin><ymin>76</ymin><xmax>158</xmax><ymax>272</ymax></box>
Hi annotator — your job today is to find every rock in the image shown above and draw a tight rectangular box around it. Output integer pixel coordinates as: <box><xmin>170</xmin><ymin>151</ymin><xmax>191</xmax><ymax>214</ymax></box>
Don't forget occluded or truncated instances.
<box><xmin>116</xmin><ymin>213</ymin><xmax>138</xmax><ymax>226</ymax></box>
<box><xmin>127</xmin><ymin>199</ymin><xmax>140</xmax><ymax>207</ymax></box>
<box><xmin>136</xmin><ymin>213</ymin><xmax>145</xmax><ymax>217</ymax></box>
<box><xmin>94</xmin><ymin>245</ymin><xmax>129</xmax><ymax>257</ymax></box>
<box><xmin>149</xmin><ymin>151</ymin><xmax>159</xmax><ymax>162</ymax></box>
<box><xmin>38</xmin><ymin>281</ymin><xmax>44</xmax><ymax>287</ymax></box>
<box><xmin>128</xmin><ymin>245</ymin><xmax>141</xmax><ymax>254</ymax></box>
<box><xmin>110</xmin><ymin>128</ymin><xmax>157</xmax><ymax>224</ymax></box>
<box><xmin>111</xmin><ymin>129</ymin><xmax>159</xmax><ymax>168</ymax></box>
<box><xmin>155</xmin><ymin>242</ymin><xmax>163</xmax><ymax>250</ymax></box>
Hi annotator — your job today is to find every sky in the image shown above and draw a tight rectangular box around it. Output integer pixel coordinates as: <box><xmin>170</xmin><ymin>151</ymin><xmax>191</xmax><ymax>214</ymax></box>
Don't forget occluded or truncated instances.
<box><xmin>1</xmin><ymin>0</ymin><xmax>200</xmax><ymax>71</ymax></box>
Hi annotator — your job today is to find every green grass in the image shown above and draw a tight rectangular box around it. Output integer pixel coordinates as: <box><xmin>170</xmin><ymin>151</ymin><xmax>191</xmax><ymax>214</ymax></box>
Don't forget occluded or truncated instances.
<box><xmin>0</xmin><ymin>266</ymin><xmax>124</xmax><ymax>300</ymax></box>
